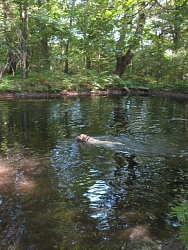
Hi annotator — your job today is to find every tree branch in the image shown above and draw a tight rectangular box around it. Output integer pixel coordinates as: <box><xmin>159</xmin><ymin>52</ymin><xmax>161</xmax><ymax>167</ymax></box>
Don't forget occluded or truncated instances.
<box><xmin>169</xmin><ymin>118</ymin><xmax>188</xmax><ymax>122</ymax></box>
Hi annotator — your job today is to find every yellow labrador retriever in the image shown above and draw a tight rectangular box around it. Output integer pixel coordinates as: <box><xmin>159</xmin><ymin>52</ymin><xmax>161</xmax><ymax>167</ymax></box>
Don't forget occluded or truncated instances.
<box><xmin>77</xmin><ymin>134</ymin><xmax>124</xmax><ymax>146</ymax></box>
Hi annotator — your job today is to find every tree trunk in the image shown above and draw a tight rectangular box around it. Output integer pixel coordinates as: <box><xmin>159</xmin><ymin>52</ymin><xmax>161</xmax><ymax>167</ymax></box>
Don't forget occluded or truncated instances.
<box><xmin>115</xmin><ymin>2</ymin><xmax>146</xmax><ymax>77</ymax></box>
<box><xmin>64</xmin><ymin>1</ymin><xmax>74</xmax><ymax>74</ymax></box>
<box><xmin>41</xmin><ymin>36</ymin><xmax>50</xmax><ymax>69</ymax></box>
<box><xmin>7</xmin><ymin>52</ymin><xmax>17</xmax><ymax>75</ymax></box>
<box><xmin>117</xmin><ymin>46</ymin><xmax>135</xmax><ymax>78</ymax></box>
<box><xmin>3</xmin><ymin>1</ymin><xmax>17</xmax><ymax>76</ymax></box>
<box><xmin>86</xmin><ymin>49</ymin><xmax>91</xmax><ymax>69</ymax></box>
<box><xmin>20</xmin><ymin>2</ymin><xmax>28</xmax><ymax>81</ymax></box>
<box><xmin>64</xmin><ymin>40</ymin><xmax>70</xmax><ymax>74</ymax></box>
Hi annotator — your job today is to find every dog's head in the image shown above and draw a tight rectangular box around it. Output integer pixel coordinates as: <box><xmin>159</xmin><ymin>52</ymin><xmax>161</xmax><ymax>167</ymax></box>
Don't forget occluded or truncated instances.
<box><xmin>77</xmin><ymin>134</ymin><xmax>89</xmax><ymax>142</ymax></box>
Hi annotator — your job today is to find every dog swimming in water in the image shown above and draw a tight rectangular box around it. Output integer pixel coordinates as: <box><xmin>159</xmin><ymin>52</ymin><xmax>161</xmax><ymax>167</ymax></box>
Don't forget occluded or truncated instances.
<box><xmin>77</xmin><ymin>134</ymin><xmax>124</xmax><ymax>146</ymax></box>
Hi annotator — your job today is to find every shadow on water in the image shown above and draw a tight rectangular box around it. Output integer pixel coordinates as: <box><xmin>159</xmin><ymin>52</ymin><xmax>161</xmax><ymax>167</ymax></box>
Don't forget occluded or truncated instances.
<box><xmin>0</xmin><ymin>96</ymin><xmax>187</xmax><ymax>249</ymax></box>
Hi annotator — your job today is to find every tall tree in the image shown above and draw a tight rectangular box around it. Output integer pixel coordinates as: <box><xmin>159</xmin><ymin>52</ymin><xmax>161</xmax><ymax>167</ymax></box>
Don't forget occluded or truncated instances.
<box><xmin>19</xmin><ymin>0</ymin><xmax>29</xmax><ymax>80</ymax></box>
<box><xmin>1</xmin><ymin>0</ymin><xmax>18</xmax><ymax>76</ymax></box>
<box><xmin>115</xmin><ymin>1</ymin><xmax>146</xmax><ymax>77</ymax></box>
<box><xmin>64</xmin><ymin>0</ymin><xmax>75</xmax><ymax>74</ymax></box>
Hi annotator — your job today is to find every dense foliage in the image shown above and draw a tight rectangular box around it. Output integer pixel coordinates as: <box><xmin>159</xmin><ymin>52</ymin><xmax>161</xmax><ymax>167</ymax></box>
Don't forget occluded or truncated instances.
<box><xmin>0</xmin><ymin>0</ymin><xmax>188</xmax><ymax>92</ymax></box>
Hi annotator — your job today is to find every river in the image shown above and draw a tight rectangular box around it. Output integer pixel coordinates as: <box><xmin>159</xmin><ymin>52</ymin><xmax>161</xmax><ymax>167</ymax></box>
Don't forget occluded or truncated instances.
<box><xmin>0</xmin><ymin>95</ymin><xmax>187</xmax><ymax>249</ymax></box>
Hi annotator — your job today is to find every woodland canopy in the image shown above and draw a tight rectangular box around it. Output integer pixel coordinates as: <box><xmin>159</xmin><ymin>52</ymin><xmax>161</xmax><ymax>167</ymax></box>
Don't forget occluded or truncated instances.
<box><xmin>0</xmin><ymin>0</ymin><xmax>188</xmax><ymax>92</ymax></box>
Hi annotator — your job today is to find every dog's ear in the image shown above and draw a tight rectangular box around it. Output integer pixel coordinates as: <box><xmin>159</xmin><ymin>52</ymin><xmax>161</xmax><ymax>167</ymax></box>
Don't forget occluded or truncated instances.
<box><xmin>77</xmin><ymin>135</ymin><xmax>82</xmax><ymax>141</ymax></box>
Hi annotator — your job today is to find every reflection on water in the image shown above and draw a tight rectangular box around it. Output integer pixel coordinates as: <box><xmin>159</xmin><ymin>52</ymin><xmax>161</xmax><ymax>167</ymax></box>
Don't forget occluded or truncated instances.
<box><xmin>0</xmin><ymin>96</ymin><xmax>187</xmax><ymax>249</ymax></box>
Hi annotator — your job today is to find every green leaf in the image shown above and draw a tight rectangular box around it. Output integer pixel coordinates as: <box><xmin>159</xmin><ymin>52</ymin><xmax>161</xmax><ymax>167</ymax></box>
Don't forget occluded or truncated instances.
<box><xmin>127</xmin><ymin>0</ymin><xmax>136</xmax><ymax>6</ymax></box>
<box><xmin>104</xmin><ymin>10</ymin><xmax>113</xmax><ymax>17</ymax></box>
<box><xmin>178</xmin><ymin>224</ymin><xmax>188</xmax><ymax>248</ymax></box>
<box><xmin>171</xmin><ymin>203</ymin><xmax>188</xmax><ymax>223</ymax></box>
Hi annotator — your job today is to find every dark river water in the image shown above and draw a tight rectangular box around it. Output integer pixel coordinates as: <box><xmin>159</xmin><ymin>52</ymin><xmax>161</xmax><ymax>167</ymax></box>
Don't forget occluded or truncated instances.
<box><xmin>0</xmin><ymin>96</ymin><xmax>187</xmax><ymax>250</ymax></box>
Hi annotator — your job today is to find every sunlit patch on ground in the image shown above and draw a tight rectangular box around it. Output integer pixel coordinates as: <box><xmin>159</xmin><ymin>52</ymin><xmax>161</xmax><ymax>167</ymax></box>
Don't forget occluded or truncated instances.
<box><xmin>118</xmin><ymin>225</ymin><xmax>149</xmax><ymax>241</ymax></box>
<box><xmin>129</xmin><ymin>226</ymin><xmax>149</xmax><ymax>240</ymax></box>
<box><xmin>0</xmin><ymin>174</ymin><xmax>14</xmax><ymax>186</ymax></box>
<box><xmin>0</xmin><ymin>157</ymin><xmax>37</xmax><ymax>193</ymax></box>
<box><xmin>11</xmin><ymin>156</ymin><xmax>40</xmax><ymax>171</ymax></box>
<box><xmin>14</xmin><ymin>176</ymin><xmax>36</xmax><ymax>192</ymax></box>
<box><xmin>0</xmin><ymin>160</ymin><xmax>16</xmax><ymax>188</ymax></box>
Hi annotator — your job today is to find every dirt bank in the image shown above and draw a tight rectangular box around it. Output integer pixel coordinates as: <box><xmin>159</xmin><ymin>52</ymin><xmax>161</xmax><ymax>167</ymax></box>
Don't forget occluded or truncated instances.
<box><xmin>0</xmin><ymin>89</ymin><xmax>187</xmax><ymax>100</ymax></box>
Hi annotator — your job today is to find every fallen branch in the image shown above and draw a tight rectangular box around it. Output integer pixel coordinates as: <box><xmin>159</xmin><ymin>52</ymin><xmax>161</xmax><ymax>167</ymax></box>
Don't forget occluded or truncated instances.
<box><xmin>169</xmin><ymin>118</ymin><xmax>188</xmax><ymax>122</ymax></box>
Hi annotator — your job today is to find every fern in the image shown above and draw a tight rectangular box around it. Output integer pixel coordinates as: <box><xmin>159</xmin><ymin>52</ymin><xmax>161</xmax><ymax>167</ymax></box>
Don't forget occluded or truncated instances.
<box><xmin>178</xmin><ymin>224</ymin><xmax>188</xmax><ymax>248</ymax></box>
<box><xmin>171</xmin><ymin>203</ymin><xmax>188</xmax><ymax>223</ymax></box>
<box><xmin>171</xmin><ymin>202</ymin><xmax>188</xmax><ymax>248</ymax></box>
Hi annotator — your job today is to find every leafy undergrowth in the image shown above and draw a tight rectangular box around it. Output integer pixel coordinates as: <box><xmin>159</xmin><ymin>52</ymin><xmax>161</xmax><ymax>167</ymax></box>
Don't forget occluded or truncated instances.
<box><xmin>0</xmin><ymin>70</ymin><xmax>187</xmax><ymax>94</ymax></box>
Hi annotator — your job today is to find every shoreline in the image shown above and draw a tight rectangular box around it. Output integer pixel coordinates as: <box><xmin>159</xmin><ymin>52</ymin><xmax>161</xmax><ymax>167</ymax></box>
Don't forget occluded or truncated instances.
<box><xmin>0</xmin><ymin>89</ymin><xmax>187</xmax><ymax>100</ymax></box>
